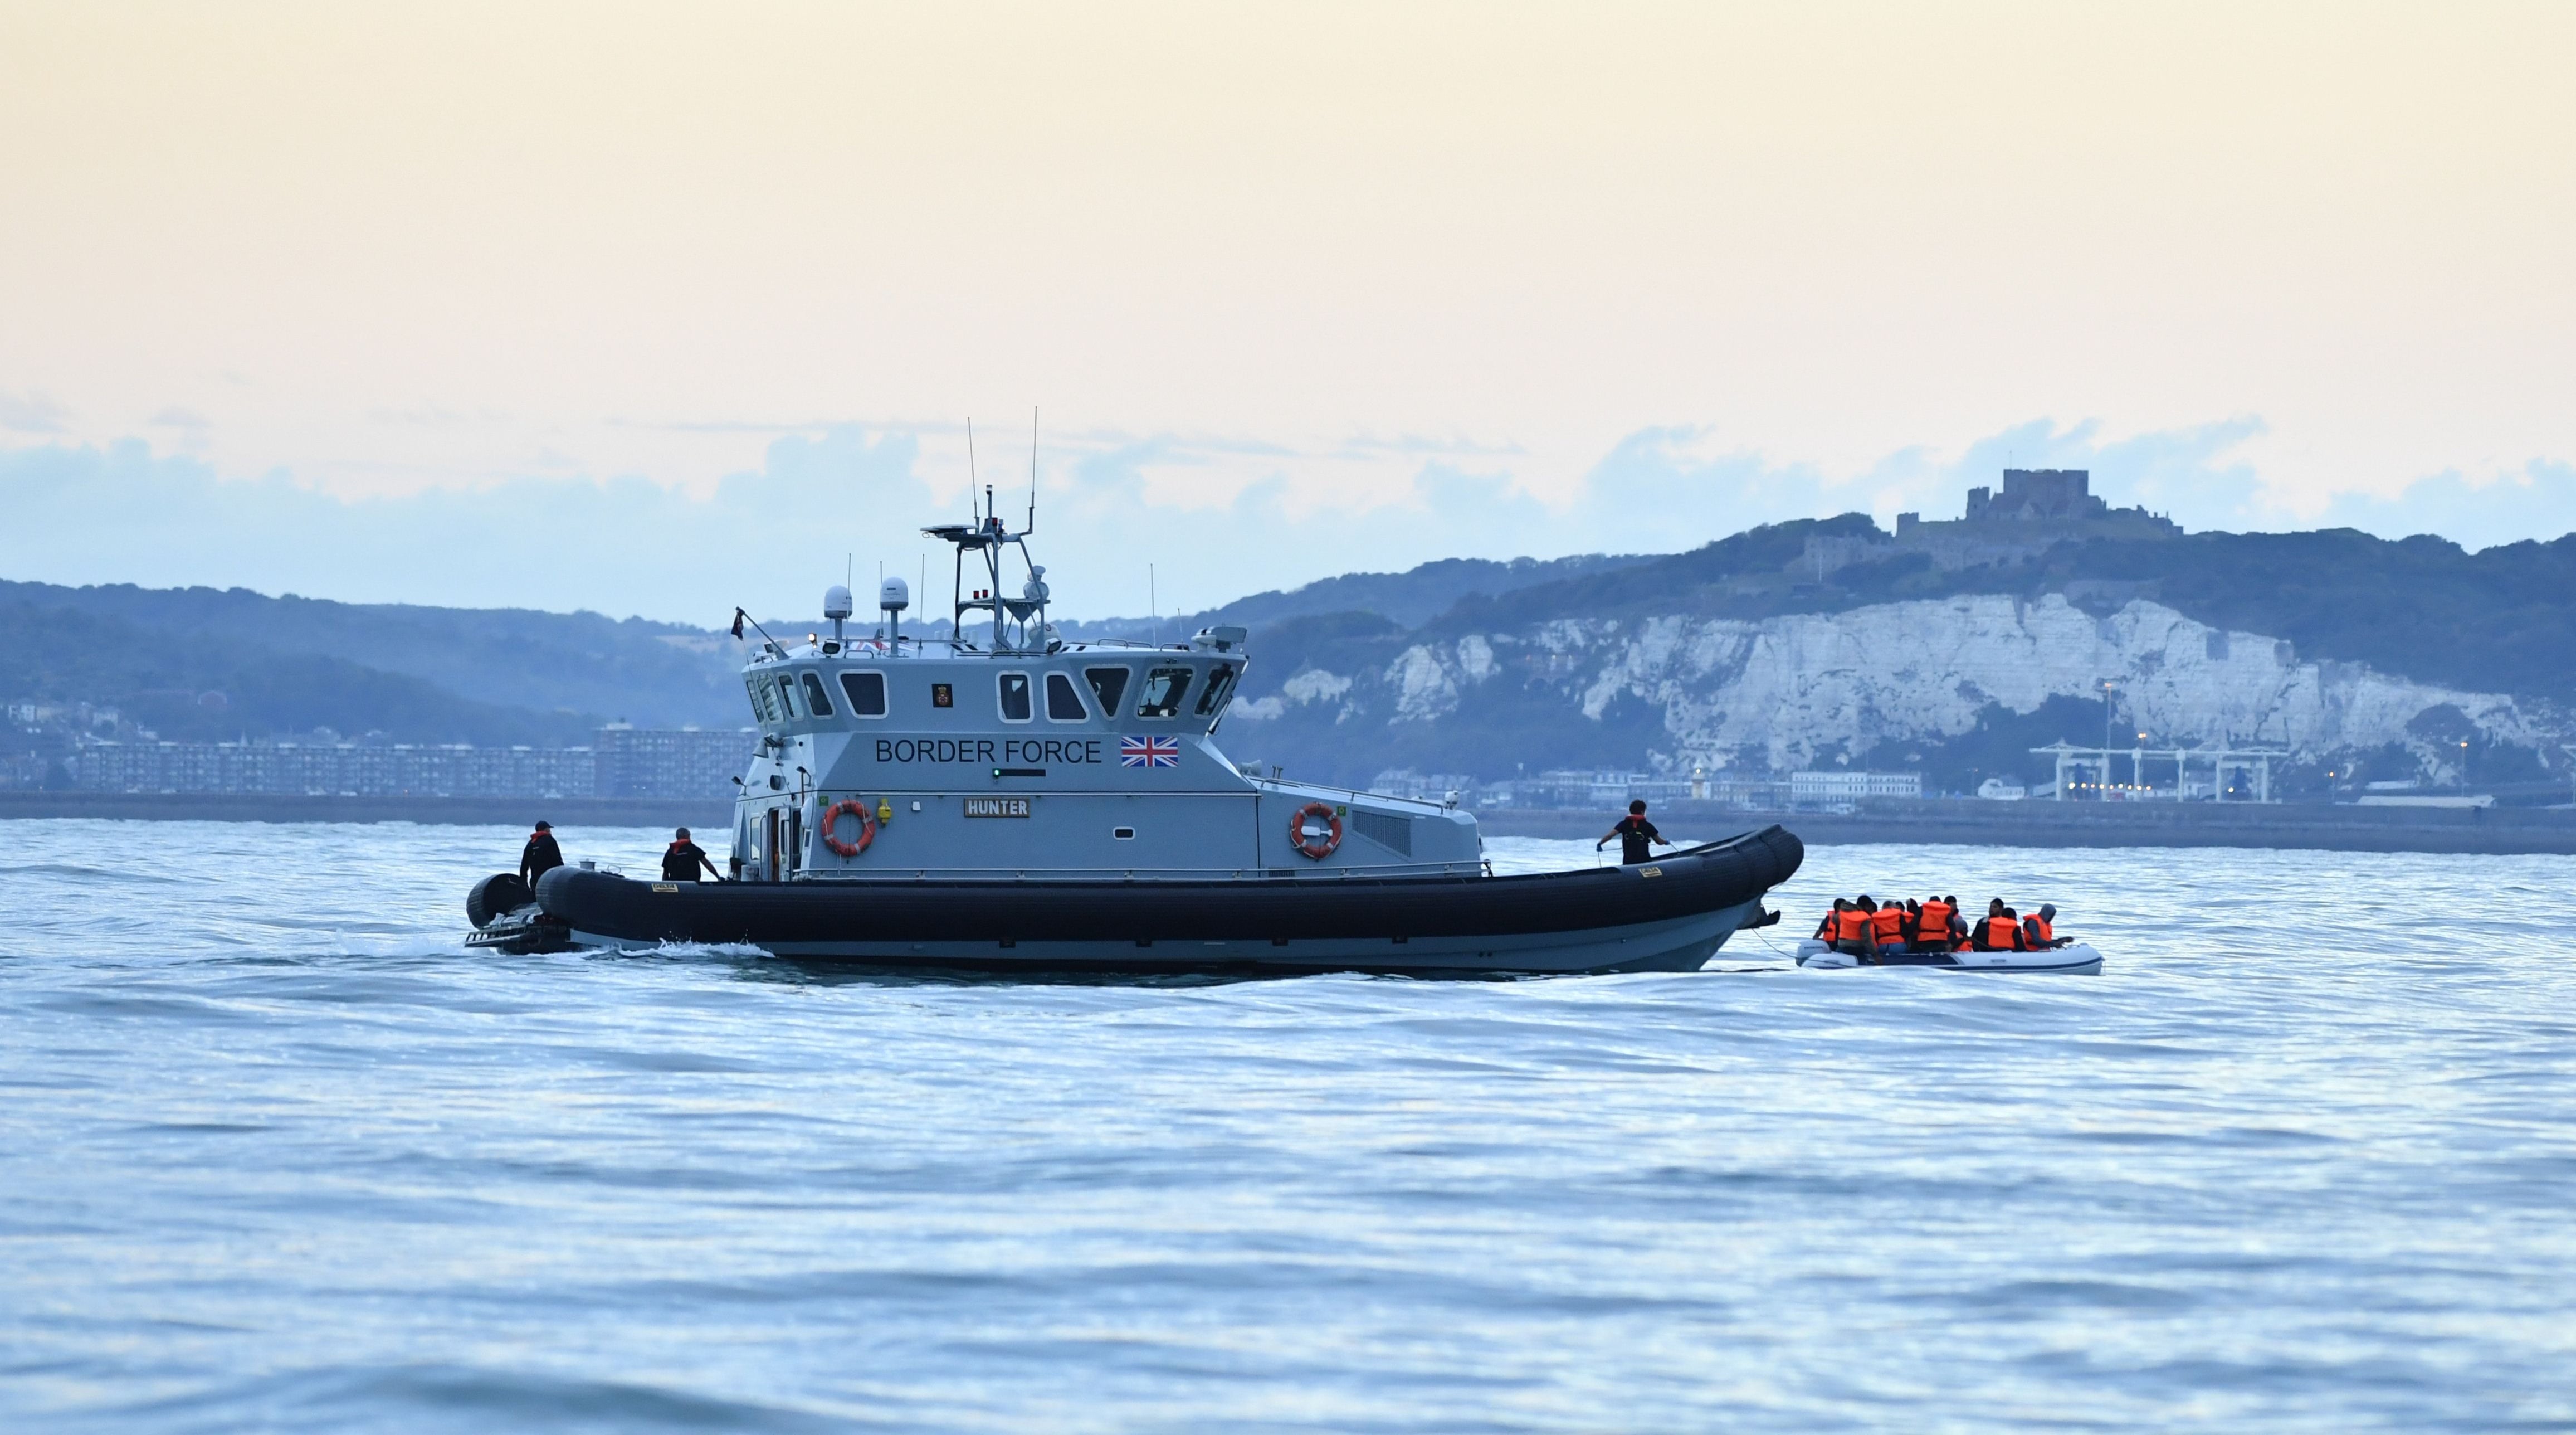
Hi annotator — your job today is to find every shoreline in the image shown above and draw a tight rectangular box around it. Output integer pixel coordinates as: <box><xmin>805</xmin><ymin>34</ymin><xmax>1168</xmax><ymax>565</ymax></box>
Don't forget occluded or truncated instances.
<box><xmin>1481</xmin><ymin>799</ymin><xmax>2576</xmax><ymax>855</ymax></box>
<box><xmin>0</xmin><ymin>791</ymin><xmax>729</xmax><ymax>830</ymax></box>
<box><xmin>4</xmin><ymin>790</ymin><xmax>2572</xmax><ymax>854</ymax></box>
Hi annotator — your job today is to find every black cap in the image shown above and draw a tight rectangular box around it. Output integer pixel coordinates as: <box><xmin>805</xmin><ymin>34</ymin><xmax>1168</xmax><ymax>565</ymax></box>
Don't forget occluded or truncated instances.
<box><xmin>534</xmin><ymin>820</ymin><xmax>551</xmax><ymax>831</ymax></box>
<box><xmin>1628</xmin><ymin>799</ymin><xmax>1647</xmax><ymax>814</ymax></box>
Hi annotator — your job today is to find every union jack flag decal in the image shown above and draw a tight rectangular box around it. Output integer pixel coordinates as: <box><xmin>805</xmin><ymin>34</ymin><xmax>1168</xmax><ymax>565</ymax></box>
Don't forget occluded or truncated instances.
<box><xmin>1120</xmin><ymin>735</ymin><xmax>1182</xmax><ymax>768</ymax></box>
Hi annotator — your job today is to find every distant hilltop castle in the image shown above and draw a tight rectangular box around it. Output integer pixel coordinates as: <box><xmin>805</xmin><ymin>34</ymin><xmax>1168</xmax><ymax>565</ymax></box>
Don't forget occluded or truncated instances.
<box><xmin>1902</xmin><ymin>467</ymin><xmax>2179</xmax><ymax>541</ymax></box>
<box><xmin>1807</xmin><ymin>469</ymin><xmax>2182</xmax><ymax>580</ymax></box>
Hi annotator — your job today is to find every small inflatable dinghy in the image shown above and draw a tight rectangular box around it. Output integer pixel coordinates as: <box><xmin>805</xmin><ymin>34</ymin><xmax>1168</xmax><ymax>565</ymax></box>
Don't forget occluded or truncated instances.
<box><xmin>1792</xmin><ymin>938</ymin><xmax>2103</xmax><ymax>975</ymax></box>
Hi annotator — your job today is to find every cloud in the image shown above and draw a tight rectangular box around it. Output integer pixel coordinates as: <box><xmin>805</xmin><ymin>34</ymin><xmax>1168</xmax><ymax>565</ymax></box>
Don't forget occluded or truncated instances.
<box><xmin>0</xmin><ymin>389</ymin><xmax>69</xmax><ymax>434</ymax></box>
<box><xmin>2317</xmin><ymin>460</ymin><xmax>2576</xmax><ymax>550</ymax></box>
<box><xmin>3</xmin><ymin>421</ymin><xmax>2568</xmax><ymax>626</ymax></box>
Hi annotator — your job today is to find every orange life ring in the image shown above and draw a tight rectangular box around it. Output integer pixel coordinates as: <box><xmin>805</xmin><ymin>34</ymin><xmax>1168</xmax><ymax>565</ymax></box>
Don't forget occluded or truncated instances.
<box><xmin>821</xmin><ymin>798</ymin><xmax>876</xmax><ymax>858</ymax></box>
<box><xmin>1289</xmin><ymin>801</ymin><xmax>1342</xmax><ymax>860</ymax></box>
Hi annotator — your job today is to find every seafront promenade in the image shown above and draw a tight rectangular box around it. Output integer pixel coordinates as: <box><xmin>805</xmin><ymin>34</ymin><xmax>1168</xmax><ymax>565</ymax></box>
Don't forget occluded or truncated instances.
<box><xmin>4</xmin><ymin>790</ymin><xmax>2572</xmax><ymax>854</ymax></box>
<box><xmin>1484</xmin><ymin>797</ymin><xmax>2576</xmax><ymax>855</ymax></box>
<box><xmin>0</xmin><ymin>791</ymin><xmax>728</xmax><ymax>833</ymax></box>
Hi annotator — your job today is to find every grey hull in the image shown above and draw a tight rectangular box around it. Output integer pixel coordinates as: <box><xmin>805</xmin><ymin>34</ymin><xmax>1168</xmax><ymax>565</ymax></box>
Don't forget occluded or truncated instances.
<box><xmin>472</xmin><ymin>826</ymin><xmax>1807</xmax><ymax>979</ymax></box>
<box><xmin>559</xmin><ymin>899</ymin><xmax>1766</xmax><ymax>977</ymax></box>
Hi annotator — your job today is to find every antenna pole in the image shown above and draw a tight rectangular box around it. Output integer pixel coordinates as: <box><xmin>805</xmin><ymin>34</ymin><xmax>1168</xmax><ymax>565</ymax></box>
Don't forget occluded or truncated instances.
<box><xmin>1027</xmin><ymin>406</ymin><xmax>1038</xmax><ymax>533</ymax></box>
<box><xmin>966</xmin><ymin>420</ymin><xmax>979</xmax><ymax>522</ymax></box>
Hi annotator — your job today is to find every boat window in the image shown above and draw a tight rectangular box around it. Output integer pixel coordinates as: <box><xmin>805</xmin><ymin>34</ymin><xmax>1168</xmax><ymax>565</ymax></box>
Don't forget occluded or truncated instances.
<box><xmin>1085</xmin><ymin>666</ymin><xmax>1131</xmax><ymax>717</ymax></box>
<box><xmin>747</xmin><ymin>677</ymin><xmax>779</xmax><ymax>725</ymax></box>
<box><xmin>1045</xmin><ymin>672</ymin><xmax>1089</xmax><ymax>721</ymax></box>
<box><xmin>838</xmin><ymin>670</ymin><xmax>887</xmax><ymax>718</ymax></box>
<box><xmin>998</xmin><ymin>672</ymin><xmax>1032</xmax><ymax>722</ymax></box>
<box><xmin>774</xmin><ymin>675</ymin><xmax>799</xmax><ymax>721</ymax></box>
<box><xmin>801</xmin><ymin>672</ymin><xmax>835</xmax><ymax>718</ymax></box>
<box><xmin>1194</xmin><ymin>663</ymin><xmax>1239</xmax><ymax>717</ymax></box>
<box><xmin>1136</xmin><ymin>666</ymin><xmax>1193</xmax><ymax>719</ymax></box>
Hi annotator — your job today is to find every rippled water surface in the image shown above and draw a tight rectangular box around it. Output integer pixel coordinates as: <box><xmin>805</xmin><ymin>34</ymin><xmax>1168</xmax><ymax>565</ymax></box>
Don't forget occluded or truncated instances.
<box><xmin>2</xmin><ymin>818</ymin><xmax>2571</xmax><ymax>1432</ymax></box>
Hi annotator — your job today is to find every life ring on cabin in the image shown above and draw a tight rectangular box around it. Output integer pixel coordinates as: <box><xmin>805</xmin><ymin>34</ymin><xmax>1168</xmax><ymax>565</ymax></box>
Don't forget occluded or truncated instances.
<box><xmin>821</xmin><ymin>798</ymin><xmax>876</xmax><ymax>858</ymax></box>
<box><xmin>1289</xmin><ymin>801</ymin><xmax>1342</xmax><ymax>860</ymax></box>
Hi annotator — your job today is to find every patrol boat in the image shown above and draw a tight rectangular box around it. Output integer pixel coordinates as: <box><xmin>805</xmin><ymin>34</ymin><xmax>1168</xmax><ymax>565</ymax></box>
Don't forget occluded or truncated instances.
<box><xmin>465</xmin><ymin>503</ymin><xmax>1803</xmax><ymax>975</ymax></box>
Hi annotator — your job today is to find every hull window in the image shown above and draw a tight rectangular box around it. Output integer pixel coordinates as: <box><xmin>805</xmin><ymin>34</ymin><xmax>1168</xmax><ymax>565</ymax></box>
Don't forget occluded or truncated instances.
<box><xmin>1045</xmin><ymin>672</ymin><xmax>1089</xmax><ymax>721</ymax></box>
<box><xmin>838</xmin><ymin>670</ymin><xmax>887</xmax><ymax>717</ymax></box>
<box><xmin>1194</xmin><ymin>663</ymin><xmax>1240</xmax><ymax>717</ymax></box>
<box><xmin>1136</xmin><ymin>666</ymin><xmax>1193</xmax><ymax>718</ymax></box>
<box><xmin>801</xmin><ymin>672</ymin><xmax>836</xmax><ymax>717</ymax></box>
<box><xmin>1084</xmin><ymin>666</ymin><xmax>1131</xmax><ymax>717</ymax></box>
<box><xmin>998</xmin><ymin>672</ymin><xmax>1032</xmax><ymax>722</ymax></box>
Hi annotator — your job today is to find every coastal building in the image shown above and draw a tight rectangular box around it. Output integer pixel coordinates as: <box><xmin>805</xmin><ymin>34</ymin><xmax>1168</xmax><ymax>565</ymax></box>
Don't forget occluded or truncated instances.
<box><xmin>66</xmin><ymin>726</ymin><xmax>757</xmax><ymax>800</ymax></box>
<box><xmin>1788</xmin><ymin>770</ymin><xmax>1923</xmax><ymax>807</ymax></box>
<box><xmin>1366</xmin><ymin>768</ymin><xmax>1477</xmax><ymax>805</ymax></box>
<box><xmin>71</xmin><ymin>740</ymin><xmax>601</xmax><ymax>798</ymax></box>
<box><xmin>594</xmin><ymin>724</ymin><xmax>762</xmax><ymax>800</ymax></box>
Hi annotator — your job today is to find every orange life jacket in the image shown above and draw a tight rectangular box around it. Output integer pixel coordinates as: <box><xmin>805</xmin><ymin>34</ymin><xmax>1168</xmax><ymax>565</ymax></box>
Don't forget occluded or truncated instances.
<box><xmin>1976</xmin><ymin>915</ymin><xmax>2024</xmax><ymax>950</ymax></box>
<box><xmin>1833</xmin><ymin>908</ymin><xmax>1875</xmax><ymax>942</ymax></box>
<box><xmin>2024</xmin><ymin>914</ymin><xmax>2053</xmax><ymax>946</ymax></box>
<box><xmin>1918</xmin><ymin>900</ymin><xmax>1955</xmax><ymax>946</ymax></box>
<box><xmin>1871</xmin><ymin>907</ymin><xmax>1906</xmax><ymax>945</ymax></box>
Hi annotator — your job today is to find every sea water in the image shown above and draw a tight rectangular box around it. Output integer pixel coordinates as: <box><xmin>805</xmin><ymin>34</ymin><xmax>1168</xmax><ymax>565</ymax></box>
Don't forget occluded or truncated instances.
<box><xmin>1</xmin><ymin>818</ymin><xmax>2569</xmax><ymax>1432</ymax></box>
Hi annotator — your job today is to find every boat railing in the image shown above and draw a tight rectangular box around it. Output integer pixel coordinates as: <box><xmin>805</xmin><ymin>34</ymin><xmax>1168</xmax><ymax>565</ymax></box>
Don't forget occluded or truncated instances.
<box><xmin>780</xmin><ymin>859</ymin><xmax>1486</xmax><ymax>883</ymax></box>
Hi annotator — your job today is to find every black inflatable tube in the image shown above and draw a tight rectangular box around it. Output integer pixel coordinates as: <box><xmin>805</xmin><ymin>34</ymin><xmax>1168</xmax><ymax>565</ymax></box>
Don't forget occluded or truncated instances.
<box><xmin>533</xmin><ymin>825</ymin><xmax>1804</xmax><ymax>947</ymax></box>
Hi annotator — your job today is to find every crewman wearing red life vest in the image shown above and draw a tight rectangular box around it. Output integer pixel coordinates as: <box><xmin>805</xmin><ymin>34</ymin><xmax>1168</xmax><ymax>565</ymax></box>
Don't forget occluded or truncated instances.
<box><xmin>1915</xmin><ymin>896</ymin><xmax>1958</xmax><ymax>952</ymax></box>
<box><xmin>661</xmin><ymin>827</ymin><xmax>722</xmax><ymax>882</ymax></box>
<box><xmin>519</xmin><ymin>820</ymin><xmax>563</xmax><ymax>888</ymax></box>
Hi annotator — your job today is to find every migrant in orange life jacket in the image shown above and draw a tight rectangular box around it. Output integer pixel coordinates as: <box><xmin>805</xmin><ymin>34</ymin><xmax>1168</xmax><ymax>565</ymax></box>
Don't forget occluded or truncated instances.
<box><xmin>2024</xmin><ymin>913</ymin><xmax>2055</xmax><ymax>946</ymax></box>
<box><xmin>1870</xmin><ymin>905</ymin><xmax>1907</xmax><ymax>947</ymax></box>
<box><xmin>1975</xmin><ymin>914</ymin><xmax>2026</xmax><ymax>951</ymax></box>
<box><xmin>1916</xmin><ymin>898</ymin><xmax>1957</xmax><ymax>948</ymax></box>
<box><xmin>1833</xmin><ymin>907</ymin><xmax>1875</xmax><ymax>944</ymax></box>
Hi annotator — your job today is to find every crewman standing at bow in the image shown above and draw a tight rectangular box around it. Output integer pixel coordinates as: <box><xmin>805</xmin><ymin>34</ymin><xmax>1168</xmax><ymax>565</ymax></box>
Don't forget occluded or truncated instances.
<box><xmin>519</xmin><ymin>820</ymin><xmax>564</xmax><ymax>888</ymax></box>
<box><xmin>1597</xmin><ymin>800</ymin><xmax>1672</xmax><ymax>865</ymax></box>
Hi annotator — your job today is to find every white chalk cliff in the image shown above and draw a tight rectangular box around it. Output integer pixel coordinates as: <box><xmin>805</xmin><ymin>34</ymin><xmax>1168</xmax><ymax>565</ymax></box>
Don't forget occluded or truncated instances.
<box><xmin>1237</xmin><ymin>594</ymin><xmax>2544</xmax><ymax>775</ymax></box>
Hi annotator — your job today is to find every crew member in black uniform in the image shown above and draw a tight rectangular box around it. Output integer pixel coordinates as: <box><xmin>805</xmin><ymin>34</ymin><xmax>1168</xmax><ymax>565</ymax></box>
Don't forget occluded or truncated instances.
<box><xmin>1596</xmin><ymin>800</ymin><xmax>1673</xmax><ymax>865</ymax></box>
<box><xmin>662</xmin><ymin>826</ymin><xmax>722</xmax><ymax>882</ymax></box>
<box><xmin>519</xmin><ymin>820</ymin><xmax>564</xmax><ymax>888</ymax></box>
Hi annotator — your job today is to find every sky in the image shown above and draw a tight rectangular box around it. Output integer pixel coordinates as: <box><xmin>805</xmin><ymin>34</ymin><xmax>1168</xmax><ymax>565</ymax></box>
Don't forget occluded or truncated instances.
<box><xmin>3</xmin><ymin>1</ymin><xmax>2572</xmax><ymax>626</ymax></box>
